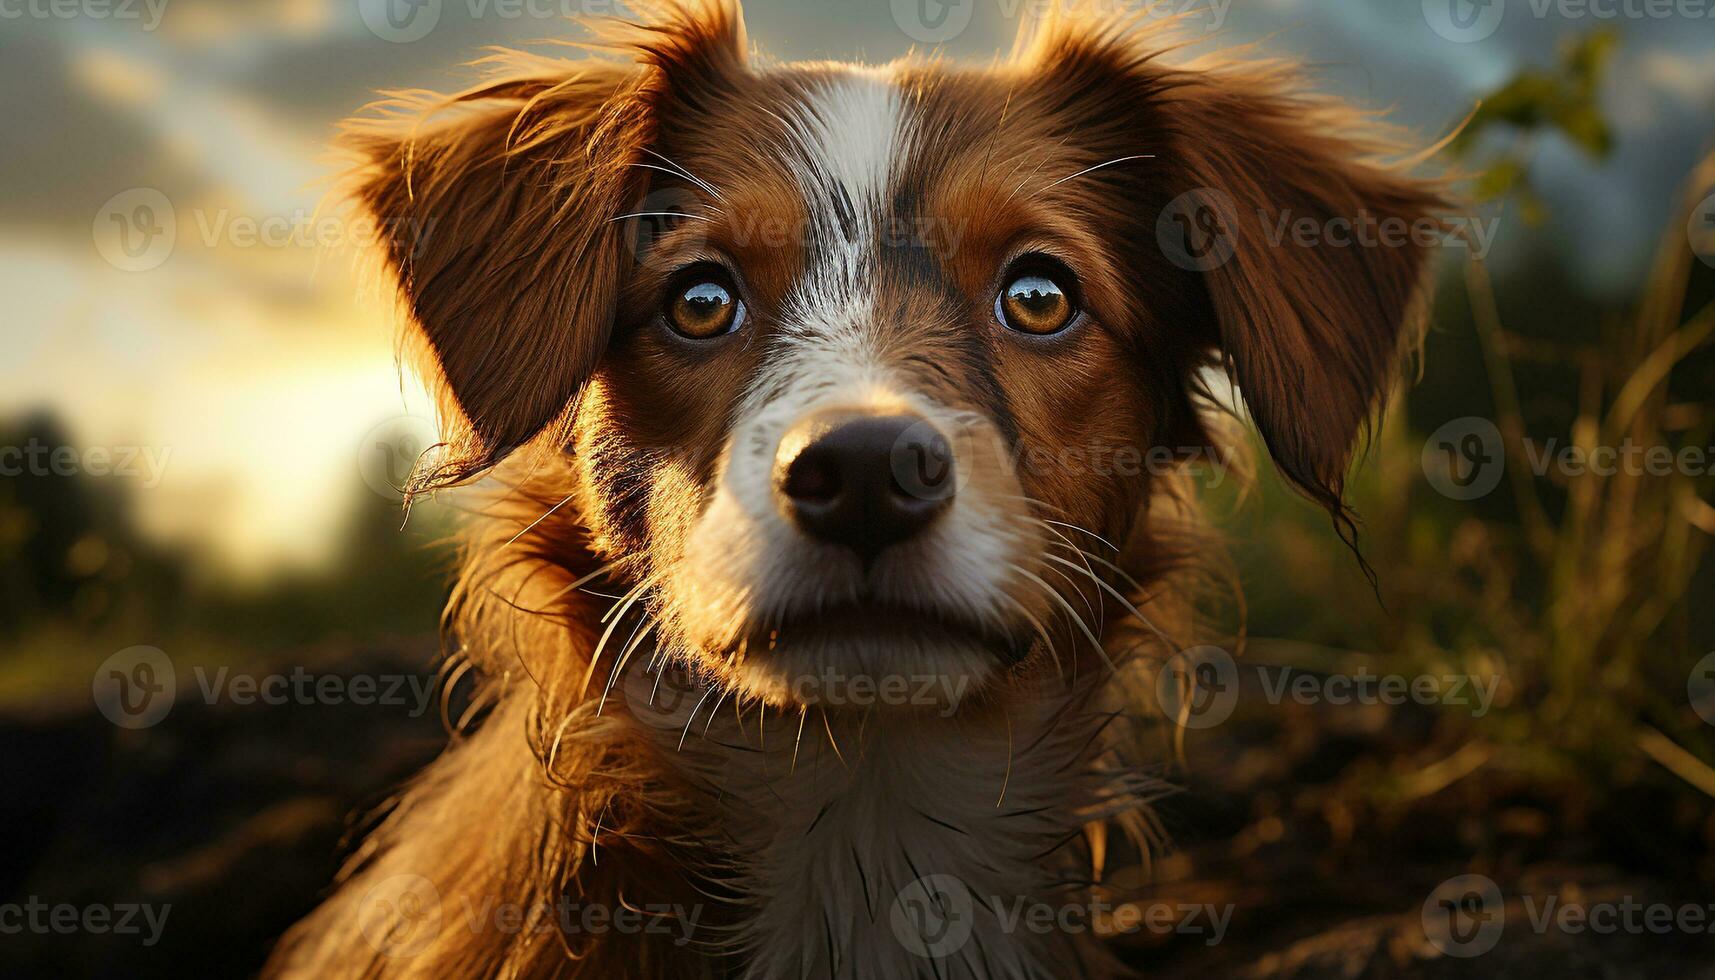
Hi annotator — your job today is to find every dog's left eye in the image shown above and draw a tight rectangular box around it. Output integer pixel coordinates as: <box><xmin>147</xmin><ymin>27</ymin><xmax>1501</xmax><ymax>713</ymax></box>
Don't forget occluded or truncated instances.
<box><xmin>996</xmin><ymin>268</ymin><xmax>1076</xmax><ymax>335</ymax></box>
<box><xmin>665</xmin><ymin>271</ymin><xmax>745</xmax><ymax>339</ymax></box>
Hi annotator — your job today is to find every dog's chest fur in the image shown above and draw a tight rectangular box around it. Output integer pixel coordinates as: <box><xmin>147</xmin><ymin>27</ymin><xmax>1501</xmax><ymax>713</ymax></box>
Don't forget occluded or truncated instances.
<box><xmin>617</xmin><ymin>664</ymin><xmax>1154</xmax><ymax>979</ymax></box>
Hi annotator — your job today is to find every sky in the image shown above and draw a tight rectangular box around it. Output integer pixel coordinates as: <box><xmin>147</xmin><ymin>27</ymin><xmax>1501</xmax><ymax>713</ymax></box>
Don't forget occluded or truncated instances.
<box><xmin>2</xmin><ymin>0</ymin><xmax>1711</xmax><ymax>573</ymax></box>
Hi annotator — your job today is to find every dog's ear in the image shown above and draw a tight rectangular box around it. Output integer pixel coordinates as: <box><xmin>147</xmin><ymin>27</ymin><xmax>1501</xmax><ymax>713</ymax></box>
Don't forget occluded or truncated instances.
<box><xmin>337</xmin><ymin>4</ymin><xmax>748</xmax><ymax>492</ymax></box>
<box><xmin>338</xmin><ymin>63</ymin><xmax>655</xmax><ymax>491</ymax></box>
<box><xmin>1022</xmin><ymin>15</ymin><xmax>1449</xmax><ymax>550</ymax></box>
<box><xmin>1162</xmin><ymin>67</ymin><xmax>1449</xmax><ymax>549</ymax></box>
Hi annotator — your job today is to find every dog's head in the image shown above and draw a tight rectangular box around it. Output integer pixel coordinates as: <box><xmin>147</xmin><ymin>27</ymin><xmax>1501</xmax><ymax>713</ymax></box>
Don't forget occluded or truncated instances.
<box><xmin>342</xmin><ymin>1</ymin><xmax>1445</xmax><ymax>710</ymax></box>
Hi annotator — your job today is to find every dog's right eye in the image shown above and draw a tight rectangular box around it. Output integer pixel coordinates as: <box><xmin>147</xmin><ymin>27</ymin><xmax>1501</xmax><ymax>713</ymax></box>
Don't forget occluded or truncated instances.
<box><xmin>665</xmin><ymin>270</ymin><xmax>745</xmax><ymax>340</ymax></box>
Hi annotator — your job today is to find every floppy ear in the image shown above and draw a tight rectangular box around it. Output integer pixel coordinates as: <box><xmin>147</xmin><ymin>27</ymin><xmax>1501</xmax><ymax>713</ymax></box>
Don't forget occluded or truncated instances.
<box><xmin>1022</xmin><ymin>13</ymin><xmax>1449</xmax><ymax>553</ymax></box>
<box><xmin>338</xmin><ymin>60</ymin><xmax>654</xmax><ymax>492</ymax></box>
<box><xmin>1160</xmin><ymin>60</ymin><xmax>1449</xmax><ymax>550</ymax></box>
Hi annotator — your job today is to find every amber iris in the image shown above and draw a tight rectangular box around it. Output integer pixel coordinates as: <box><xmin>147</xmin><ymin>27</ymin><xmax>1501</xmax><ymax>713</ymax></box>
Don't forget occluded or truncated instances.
<box><xmin>997</xmin><ymin>273</ymin><xmax>1074</xmax><ymax>334</ymax></box>
<box><xmin>667</xmin><ymin>276</ymin><xmax>742</xmax><ymax>338</ymax></box>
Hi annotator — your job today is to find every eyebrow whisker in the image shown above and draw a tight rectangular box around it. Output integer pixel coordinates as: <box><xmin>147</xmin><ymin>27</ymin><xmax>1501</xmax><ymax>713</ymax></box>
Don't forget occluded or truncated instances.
<box><xmin>608</xmin><ymin>211</ymin><xmax>715</xmax><ymax>223</ymax></box>
<box><xmin>1028</xmin><ymin>154</ymin><xmax>1156</xmax><ymax>200</ymax></box>
<box><xmin>640</xmin><ymin>147</ymin><xmax>727</xmax><ymax>201</ymax></box>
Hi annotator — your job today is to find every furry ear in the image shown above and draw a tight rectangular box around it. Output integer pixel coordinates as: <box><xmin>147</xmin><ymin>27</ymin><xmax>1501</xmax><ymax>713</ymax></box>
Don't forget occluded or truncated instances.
<box><xmin>1021</xmin><ymin>12</ymin><xmax>1450</xmax><ymax>554</ymax></box>
<box><xmin>1161</xmin><ymin>63</ymin><xmax>1449</xmax><ymax>553</ymax></box>
<box><xmin>338</xmin><ymin>59</ymin><xmax>656</xmax><ymax>492</ymax></box>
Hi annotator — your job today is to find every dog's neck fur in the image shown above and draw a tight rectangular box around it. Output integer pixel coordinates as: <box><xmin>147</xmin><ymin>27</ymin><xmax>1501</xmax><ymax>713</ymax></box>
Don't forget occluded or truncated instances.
<box><xmin>618</xmin><ymin>662</ymin><xmax>1157</xmax><ymax>979</ymax></box>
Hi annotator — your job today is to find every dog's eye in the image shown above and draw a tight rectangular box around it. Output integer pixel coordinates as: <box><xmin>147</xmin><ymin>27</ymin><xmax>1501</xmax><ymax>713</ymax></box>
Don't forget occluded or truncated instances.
<box><xmin>665</xmin><ymin>272</ymin><xmax>745</xmax><ymax>339</ymax></box>
<box><xmin>996</xmin><ymin>269</ymin><xmax>1075</xmax><ymax>335</ymax></box>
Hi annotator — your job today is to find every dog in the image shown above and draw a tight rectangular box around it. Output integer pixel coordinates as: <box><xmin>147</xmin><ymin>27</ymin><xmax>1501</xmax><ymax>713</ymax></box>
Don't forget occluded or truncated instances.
<box><xmin>267</xmin><ymin>2</ymin><xmax>1446</xmax><ymax>976</ymax></box>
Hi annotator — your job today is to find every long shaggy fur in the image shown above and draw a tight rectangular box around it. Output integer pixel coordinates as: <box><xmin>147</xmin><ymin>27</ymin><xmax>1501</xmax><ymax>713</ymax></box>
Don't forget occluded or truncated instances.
<box><xmin>269</xmin><ymin>3</ymin><xmax>1447</xmax><ymax>977</ymax></box>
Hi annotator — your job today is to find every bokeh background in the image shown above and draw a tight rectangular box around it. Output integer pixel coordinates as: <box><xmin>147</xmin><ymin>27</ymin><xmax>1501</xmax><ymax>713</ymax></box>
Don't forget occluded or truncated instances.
<box><xmin>3</xmin><ymin>0</ymin><xmax>1714</xmax><ymax>976</ymax></box>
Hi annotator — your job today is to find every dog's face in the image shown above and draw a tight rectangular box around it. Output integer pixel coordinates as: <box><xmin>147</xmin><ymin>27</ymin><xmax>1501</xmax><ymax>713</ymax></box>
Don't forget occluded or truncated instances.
<box><xmin>343</xmin><ymin>4</ymin><xmax>1444</xmax><ymax>709</ymax></box>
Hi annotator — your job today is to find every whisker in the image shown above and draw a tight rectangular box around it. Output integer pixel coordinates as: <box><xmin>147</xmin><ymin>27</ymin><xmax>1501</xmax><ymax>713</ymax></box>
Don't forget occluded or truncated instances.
<box><xmin>1009</xmin><ymin>564</ymin><xmax>1116</xmax><ymax>673</ymax></box>
<box><xmin>703</xmin><ymin>687</ymin><xmax>733</xmax><ymax>737</ymax></box>
<box><xmin>820</xmin><ymin>709</ymin><xmax>849</xmax><ymax>769</ymax></box>
<box><xmin>640</xmin><ymin>147</ymin><xmax>727</xmax><ymax>201</ymax></box>
<box><xmin>627</xmin><ymin>163</ymin><xmax>727</xmax><ymax>213</ymax></box>
<box><xmin>648</xmin><ymin>658</ymin><xmax>669</xmax><ymax>706</ymax></box>
<box><xmin>579</xmin><ymin>575</ymin><xmax>657</xmax><ymax>699</ymax></box>
<box><xmin>1029</xmin><ymin>154</ymin><xmax>1155</xmax><ymax>199</ymax></box>
<box><xmin>1042</xmin><ymin>561</ymin><xmax>1102</xmax><ymax>636</ymax></box>
<box><xmin>504</xmin><ymin>492</ymin><xmax>575</xmax><ymax>547</ymax></box>
<box><xmin>597</xmin><ymin>617</ymin><xmax>656</xmax><ymax>716</ymax></box>
<box><xmin>997</xmin><ymin>592</ymin><xmax>1065</xmax><ymax>685</ymax></box>
<box><xmin>1041</xmin><ymin>517</ymin><xmax>1120</xmax><ymax>553</ymax></box>
<box><xmin>678</xmin><ymin>682</ymin><xmax>718</xmax><ymax>751</ymax></box>
<box><xmin>1031</xmin><ymin>519</ymin><xmax>1107</xmax><ymax>634</ymax></box>
<box><xmin>790</xmin><ymin>706</ymin><xmax>810</xmax><ymax>773</ymax></box>
<box><xmin>608</xmin><ymin>211</ymin><xmax>714</xmax><ymax>223</ymax></box>
<box><xmin>1002</xmin><ymin>133</ymin><xmax>1073</xmax><ymax>209</ymax></box>
<box><xmin>1048</xmin><ymin>541</ymin><xmax>1156</xmax><ymax>607</ymax></box>
<box><xmin>1042</xmin><ymin>553</ymin><xmax>1177</xmax><ymax>651</ymax></box>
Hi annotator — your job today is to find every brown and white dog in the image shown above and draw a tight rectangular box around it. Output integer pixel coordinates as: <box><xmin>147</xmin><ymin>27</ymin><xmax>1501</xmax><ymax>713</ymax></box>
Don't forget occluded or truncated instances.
<box><xmin>268</xmin><ymin>2</ymin><xmax>1446</xmax><ymax>976</ymax></box>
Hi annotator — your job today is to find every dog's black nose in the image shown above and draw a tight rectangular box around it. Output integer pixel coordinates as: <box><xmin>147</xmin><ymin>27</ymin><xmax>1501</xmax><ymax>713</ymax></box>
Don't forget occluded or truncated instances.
<box><xmin>774</xmin><ymin>413</ymin><xmax>956</xmax><ymax>562</ymax></box>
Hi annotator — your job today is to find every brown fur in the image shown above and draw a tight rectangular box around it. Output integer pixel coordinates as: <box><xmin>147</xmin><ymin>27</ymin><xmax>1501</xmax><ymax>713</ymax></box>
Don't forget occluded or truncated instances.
<box><xmin>268</xmin><ymin>2</ymin><xmax>1447</xmax><ymax>976</ymax></box>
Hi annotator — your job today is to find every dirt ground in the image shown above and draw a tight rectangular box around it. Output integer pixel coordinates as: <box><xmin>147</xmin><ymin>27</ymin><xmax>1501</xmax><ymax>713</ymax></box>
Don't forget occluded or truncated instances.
<box><xmin>4</xmin><ymin>642</ymin><xmax>1712</xmax><ymax>978</ymax></box>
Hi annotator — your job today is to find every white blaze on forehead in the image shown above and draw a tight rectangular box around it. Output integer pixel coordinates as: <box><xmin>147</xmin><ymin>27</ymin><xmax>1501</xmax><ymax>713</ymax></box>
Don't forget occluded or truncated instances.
<box><xmin>770</xmin><ymin>69</ymin><xmax>911</xmax><ymax>384</ymax></box>
<box><xmin>784</xmin><ymin>69</ymin><xmax>908</xmax><ymax>248</ymax></box>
